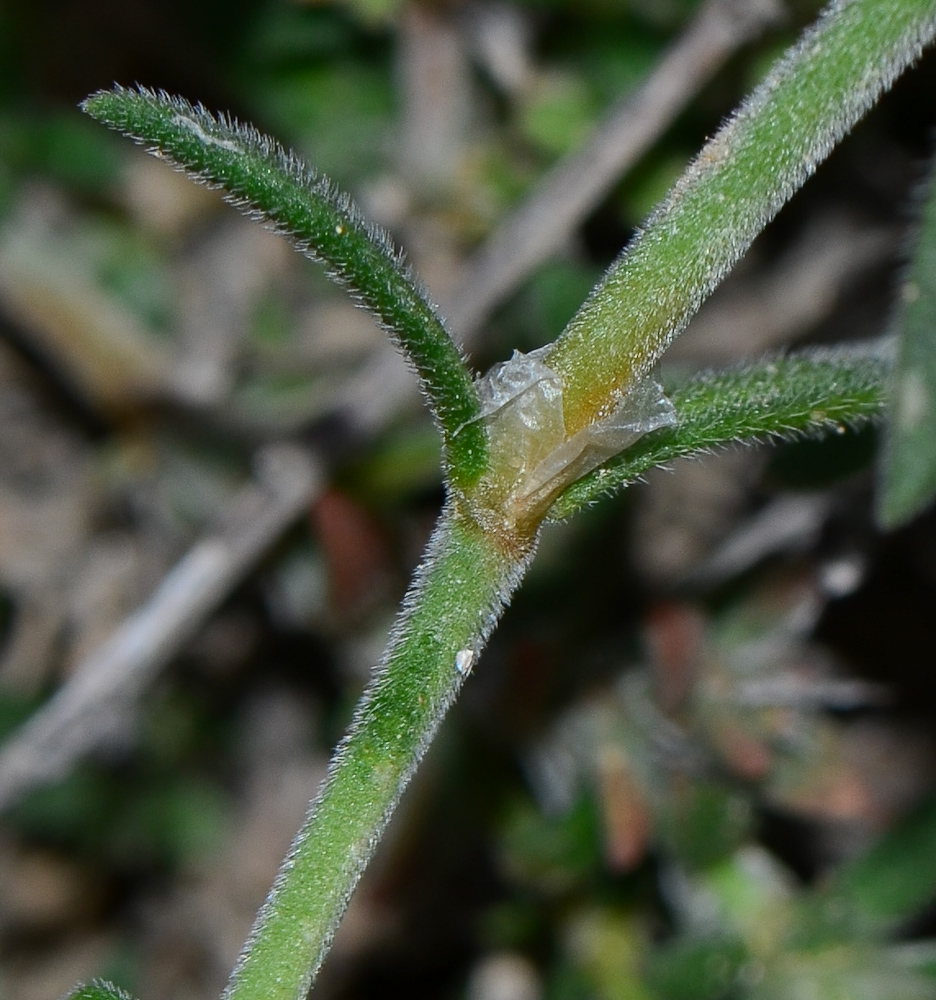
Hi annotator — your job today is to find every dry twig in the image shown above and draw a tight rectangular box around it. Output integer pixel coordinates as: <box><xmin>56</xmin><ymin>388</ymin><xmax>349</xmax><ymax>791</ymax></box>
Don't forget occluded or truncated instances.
<box><xmin>0</xmin><ymin>445</ymin><xmax>321</xmax><ymax>812</ymax></box>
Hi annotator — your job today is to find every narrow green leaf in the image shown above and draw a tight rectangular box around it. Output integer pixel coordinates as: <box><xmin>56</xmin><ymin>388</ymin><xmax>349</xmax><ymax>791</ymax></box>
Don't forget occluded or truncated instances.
<box><xmin>878</xmin><ymin>155</ymin><xmax>936</xmax><ymax>528</ymax></box>
<box><xmin>548</xmin><ymin>348</ymin><xmax>889</xmax><ymax>520</ymax></box>
<box><xmin>544</xmin><ymin>0</ymin><xmax>936</xmax><ymax>436</ymax></box>
<box><xmin>80</xmin><ymin>86</ymin><xmax>486</xmax><ymax>487</ymax></box>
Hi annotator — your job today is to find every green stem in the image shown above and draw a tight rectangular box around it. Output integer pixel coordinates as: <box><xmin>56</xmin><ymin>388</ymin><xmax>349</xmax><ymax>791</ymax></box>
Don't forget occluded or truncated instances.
<box><xmin>545</xmin><ymin>0</ymin><xmax>936</xmax><ymax>435</ymax></box>
<box><xmin>80</xmin><ymin>87</ymin><xmax>487</xmax><ymax>488</ymax></box>
<box><xmin>222</xmin><ymin>511</ymin><xmax>530</xmax><ymax>1000</ymax></box>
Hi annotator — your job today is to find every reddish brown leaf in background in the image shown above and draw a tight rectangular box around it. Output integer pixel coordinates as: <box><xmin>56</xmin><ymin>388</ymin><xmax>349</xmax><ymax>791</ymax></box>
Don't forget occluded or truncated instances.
<box><xmin>645</xmin><ymin>602</ymin><xmax>705</xmax><ymax>715</ymax></box>
<box><xmin>309</xmin><ymin>489</ymin><xmax>392</xmax><ymax>621</ymax></box>
<box><xmin>596</xmin><ymin>744</ymin><xmax>651</xmax><ymax>872</ymax></box>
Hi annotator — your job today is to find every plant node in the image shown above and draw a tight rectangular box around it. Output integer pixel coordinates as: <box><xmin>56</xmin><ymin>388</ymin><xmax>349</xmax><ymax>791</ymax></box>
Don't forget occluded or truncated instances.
<box><xmin>458</xmin><ymin>347</ymin><xmax>675</xmax><ymax>544</ymax></box>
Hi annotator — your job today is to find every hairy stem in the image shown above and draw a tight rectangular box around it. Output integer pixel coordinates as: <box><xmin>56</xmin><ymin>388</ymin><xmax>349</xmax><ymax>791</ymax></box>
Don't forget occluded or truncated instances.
<box><xmin>80</xmin><ymin>87</ymin><xmax>487</xmax><ymax>488</ymax></box>
<box><xmin>222</xmin><ymin>511</ymin><xmax>530</xmax><ymax>1000</ymax></box>
<box><xmin>545</xmin><ymin>0</ymin><xmax>936</xmax><ymax>435</ymax></box>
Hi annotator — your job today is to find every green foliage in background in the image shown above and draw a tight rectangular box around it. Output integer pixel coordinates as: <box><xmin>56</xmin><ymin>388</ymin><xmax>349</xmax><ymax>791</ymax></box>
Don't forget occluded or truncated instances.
<box><xmin>879</xmin><ymin>156</ymin><xmax>936</xmax><ymax>526</ymax></box>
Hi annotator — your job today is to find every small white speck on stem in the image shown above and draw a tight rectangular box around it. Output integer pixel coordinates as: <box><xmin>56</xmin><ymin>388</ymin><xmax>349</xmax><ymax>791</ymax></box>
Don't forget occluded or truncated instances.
<box><xmin>455</xmin><ymin>648</ymin><xmax>475</xmax><ymax>676</ymax></box>
<box><xmin>171</xmin><ymin>114</ymin><xmax>240</xmax><ymax>153</ymax></box>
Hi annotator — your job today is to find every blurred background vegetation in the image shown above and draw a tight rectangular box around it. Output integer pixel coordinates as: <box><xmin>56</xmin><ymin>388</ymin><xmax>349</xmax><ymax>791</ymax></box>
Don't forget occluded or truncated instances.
<box><xmin>1</xmin><ymin>1</ymin><xmax>936</xmax><ymax>998</ymax></box>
